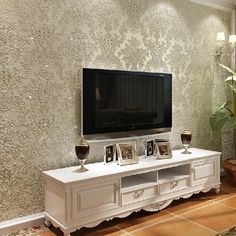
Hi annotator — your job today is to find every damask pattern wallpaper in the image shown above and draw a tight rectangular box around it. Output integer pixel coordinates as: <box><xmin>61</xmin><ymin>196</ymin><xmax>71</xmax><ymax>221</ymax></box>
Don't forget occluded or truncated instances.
<box><xmin>0</xmin><ymin>0</ymin><xmax>231</xmax><ymax>221</ymax></box>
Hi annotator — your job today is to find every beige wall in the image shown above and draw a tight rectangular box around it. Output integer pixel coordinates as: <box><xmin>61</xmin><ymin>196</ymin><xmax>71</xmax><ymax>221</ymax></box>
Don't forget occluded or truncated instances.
<box><xmin>0</xmin><ymin>0</ymin><xmax>231</xmax><ymax>221</ymax></box>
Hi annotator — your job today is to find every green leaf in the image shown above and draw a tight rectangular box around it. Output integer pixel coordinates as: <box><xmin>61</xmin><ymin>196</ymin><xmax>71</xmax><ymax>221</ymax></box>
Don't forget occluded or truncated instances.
<box><xmin>224</xmin><ymin>76</ymin><xmax>236</xmax><ymax>93</ymax></box>
<box><xmin>218</xmin><ymin>101</ymin><xmax>232</xmax><ymax>111</ymax></box>
<box><xmin>225</xmin><ymin>116</ymin><xmax>236</xmax><ymax>129</ymax></box>
<box><xmin>209</xmin><ymin>110</ymin><xmax>229</xmax><ymax>131</ymax></box>
<box><xmin>218</xmin><ymin>63</ymin><xmax>236</xmax><ymax>75</ymax></box>
<box><xmin>228</xmin><ymin>83</ymin><xmax>236</xmax><ymax>93</ymax></box>
<box><xmin>225</xmin><ymin>75</ymin><xmax>236</xmax><ymax>82</ymax></box>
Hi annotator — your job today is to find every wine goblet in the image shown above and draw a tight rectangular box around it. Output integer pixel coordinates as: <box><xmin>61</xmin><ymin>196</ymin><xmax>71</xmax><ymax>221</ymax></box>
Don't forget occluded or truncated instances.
<box><xmin>181</xmin><ymin>130</ymin><xmax>192</xmax><ymax>154</ymax></box>
<box><xmin>75</xmin><ymin>138</ymin><xmax>90</xmax><ymax>172</ymax></box>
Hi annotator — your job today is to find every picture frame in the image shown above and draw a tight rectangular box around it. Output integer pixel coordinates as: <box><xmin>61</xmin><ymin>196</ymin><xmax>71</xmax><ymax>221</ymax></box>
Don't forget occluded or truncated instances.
<box><xmin>104</xmin><ymin>144</ymin><xmax>115</xmax><ymax>164</ymax></box>
<box><xmin>116</xmin><ymin>142</ymin><xmax>138</xmax><ymax>166</ymax></box>
<box><xmin>156</xmin><ymin>140</ymin><xmax>172</xmax><ymax>159</ymax></box>
<box><xmin>145</xmin><ymin>139</ymin><xmax>155</xmax><ymax>157</ymax></box>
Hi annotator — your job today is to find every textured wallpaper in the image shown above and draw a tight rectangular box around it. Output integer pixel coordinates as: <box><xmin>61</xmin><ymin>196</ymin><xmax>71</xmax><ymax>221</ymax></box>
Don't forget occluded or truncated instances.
<box><xmin>0</xmin><ymin>0</ymin><xmax>231</xmax><ymax>221</ymax></box>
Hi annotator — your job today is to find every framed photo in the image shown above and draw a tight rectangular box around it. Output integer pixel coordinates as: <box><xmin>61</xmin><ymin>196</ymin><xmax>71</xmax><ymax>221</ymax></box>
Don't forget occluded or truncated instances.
<box><xmin>145</xmin><ymin>140</ymin><xmax>155</xmax><ymax>157</ymax></box>
<box><xmin>156</xmin><ymin>141</ymin><xmax>172</xmax><ymax>159</ymax></box>
<box><xmin>116</xmin><ymin>142</ymin><xmax>138</xmax><ymax>166</ymax></box>
<box><xmin>104</xmin><ymin>144</ymin><xmax>115</xmax><ymax>164</ymax></box>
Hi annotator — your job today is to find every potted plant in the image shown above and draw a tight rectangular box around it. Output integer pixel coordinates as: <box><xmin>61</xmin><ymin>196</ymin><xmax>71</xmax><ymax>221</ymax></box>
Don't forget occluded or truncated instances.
<box><xmin>210</xmin><ymin>63</ymin><xmax>236</xmax><ymax>133</ymax></box>
<box><xmin>210</xmin><ymin>63</ymin><xmax>236</xmax><ymax>184</ymax></box>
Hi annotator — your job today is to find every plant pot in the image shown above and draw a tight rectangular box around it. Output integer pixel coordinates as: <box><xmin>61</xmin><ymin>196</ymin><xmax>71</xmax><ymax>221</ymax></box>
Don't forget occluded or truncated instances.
<box><xmin>223</xmin><ymin>159</ymin><xmax>236</xmax><ymax>185</ymax></box>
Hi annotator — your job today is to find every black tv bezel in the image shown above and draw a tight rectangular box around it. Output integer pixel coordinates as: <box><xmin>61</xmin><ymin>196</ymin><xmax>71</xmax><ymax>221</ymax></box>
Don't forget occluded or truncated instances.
<box><xmin>82</xmin><ymin>68</ymin><xmax>172</xmax><ymax>136</ymax></box>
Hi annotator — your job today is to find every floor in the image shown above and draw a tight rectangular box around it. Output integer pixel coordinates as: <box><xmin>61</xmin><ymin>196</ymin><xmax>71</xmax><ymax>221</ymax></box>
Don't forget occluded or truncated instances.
<box><xmin>41</xmin><ymin>177</ymin><xmax>236</xmax><ymax>236</ymax></box>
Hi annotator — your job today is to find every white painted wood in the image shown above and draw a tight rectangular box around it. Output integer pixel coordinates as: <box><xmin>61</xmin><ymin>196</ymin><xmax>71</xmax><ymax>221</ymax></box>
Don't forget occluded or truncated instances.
<box><xmin>158</xmin><ymin>164</ymin><xmax>190</xmax><ymax>183</ymax></box>
<box><xmin>194</xmin><ymin>163</ymin><xmax>215</xmax><ymax>179</ymax></box>
<box><xmin>122</xmin><ymin>186</ymin><xmax>157</xmax><ymax>206</ymax></box>
<box><xmin>72</xmin><ymin>180</ymin><xmax>119</xmax><ymax>219</ymax></box>
<box><xmin>43</xmin><ymin>148</ymin><xmax>221</xmax><ymax>236</ymax></box>
<box><xmin>191</xmin><ymin>158</ymin><xmax>217</xmax><ymax>186</ymax></box>
<box><xmin>45</xmin><ymin>178</ymin><xmax>66</xmax><ymax>225</ymax></box>
<box><xmin>158</xmin><ymin>173</ymin><xmax>190</xmax><ymax>184</ymax></box>
<box><xmin>121</xmin><ymin>171</ymin><xmax>157</xmax><ymax>192</ymax></box>
<box><xmin>44</xmin><ymin>218</ymin><xmax>52</xmax><ymax>228</ymax></box>
<box><xmin>44</xmin><ymin>148</ymin><xmax>219</xmax><ymax>184</ymax></box>
<box><xmin>46</xmin><ymin>184</ymin><xmax>221</xmax><ymax>234</ymax></box>
<box><xmin>79</xmin><ymin>185</ymin><xmax>115</xmax><ymax>209</ymax></box>
<box><xmin>159</xmin><ymin>178</ymin><xmax>189</xmax><ymax>195</ymax></box>
<box><xmin>0</xmin><ymin>213</ymin><xmax>44</xmax><ymax>235</ymax></box>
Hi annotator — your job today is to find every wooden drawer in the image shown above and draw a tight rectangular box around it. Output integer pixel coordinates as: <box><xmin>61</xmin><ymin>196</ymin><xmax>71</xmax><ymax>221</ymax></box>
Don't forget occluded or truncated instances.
<box><xmin>191</xmin><ymin>158</ymin><xmax>217</xmax><ymax>186</ymax></box>
<box><xmin>72</xmin><ymin>180</ymin><xmax>119</xmax><ymax>219</ymax></box>
<box><xmin>159</xmin><ymin>178</ymin><xmax>189</xmax><ymax>195</ymax></box>
<box><xmin>122</xmin><ymin>186</ymin><xmax>157</xmax><ymax>206</ymax></box>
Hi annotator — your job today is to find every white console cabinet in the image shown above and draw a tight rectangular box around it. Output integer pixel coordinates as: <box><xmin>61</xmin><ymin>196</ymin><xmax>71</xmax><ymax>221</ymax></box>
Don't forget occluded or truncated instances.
<box><xmin>43</xmin><ymin>148</ymin><xmax>221</xmax><ymax>236</ymax></box>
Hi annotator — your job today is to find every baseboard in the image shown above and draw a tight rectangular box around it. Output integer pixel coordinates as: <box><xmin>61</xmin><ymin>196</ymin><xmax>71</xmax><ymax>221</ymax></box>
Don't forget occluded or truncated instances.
<box><xmin>0</xmin><ymin>213</ymin><xmax>44</xmax><ymax>235</ymax></box>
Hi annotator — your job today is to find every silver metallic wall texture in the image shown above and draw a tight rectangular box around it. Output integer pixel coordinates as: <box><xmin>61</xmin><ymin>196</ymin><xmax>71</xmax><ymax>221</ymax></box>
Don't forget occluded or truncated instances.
<box><xmin>0</xmin><ymin>0</ymin><xmax>231</xmax><ymax>221</ymax></box>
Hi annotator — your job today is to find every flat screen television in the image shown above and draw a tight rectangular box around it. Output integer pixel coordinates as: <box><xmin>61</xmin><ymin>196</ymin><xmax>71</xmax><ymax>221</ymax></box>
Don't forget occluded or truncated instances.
<box><xmin>82</xmin><ymin>68</ymin><xmax>172</xmax><ymax>137</ymax></box>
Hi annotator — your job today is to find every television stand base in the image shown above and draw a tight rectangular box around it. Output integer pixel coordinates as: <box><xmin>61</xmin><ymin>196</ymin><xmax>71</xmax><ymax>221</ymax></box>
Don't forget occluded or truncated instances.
<box><xmin>43</xmin><ymin>148</ymin><xmax>221</xmax><ymax>236</ymax></box>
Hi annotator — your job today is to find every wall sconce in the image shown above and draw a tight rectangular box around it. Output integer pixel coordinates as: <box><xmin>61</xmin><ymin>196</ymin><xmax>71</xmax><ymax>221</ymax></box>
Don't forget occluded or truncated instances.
<box><xmin>215</xmin><ymin>32</ymin><xmax>236</xmax><ymax>59</ymax></box>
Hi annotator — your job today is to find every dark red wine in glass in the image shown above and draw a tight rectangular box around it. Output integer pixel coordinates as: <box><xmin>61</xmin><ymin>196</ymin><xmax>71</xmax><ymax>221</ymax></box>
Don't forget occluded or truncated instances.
<box><xmin>75</xmin><ymin>146</ymin><xmax>89</xmax><ymax>160</ymax></box>
<box><xmin>75</xmin><ymin>138</ymin><xmax>90</xmax><ymax>172</ymax></box>
<box><xmin>181</xmin><ymin>130</ymin><xmax>192</xmax><ymax>154</ymax></box>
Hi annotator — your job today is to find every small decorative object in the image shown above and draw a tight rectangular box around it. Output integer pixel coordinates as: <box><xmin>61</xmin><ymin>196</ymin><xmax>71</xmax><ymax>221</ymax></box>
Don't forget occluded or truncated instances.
<box><xmin>75</xmin><ymin>138</ymin><xmax>90</xmax><ymax>172</ymax></box>
<box><xmin>145</xmin><ymin>140</ymin><xmax>155</xmax><ymax>157</ymax></box>
<box><xmin>116</xmin><ymin>142</ymin><xmax>138</xmax><ymax>166</ymax></box>
<box><xmin>156</xmin><ymin>140</ymin><xmax>172</xmax><ymax>159</ymax></box>
<box><xmin>181</xmin><ymin>130</ymin><xmax>192</xmax><ymax>154</ymax></box>
<box><xmin>104</xmin><ymin>144</ymin><xmax>115</xmax><ymax>164</ymax></box>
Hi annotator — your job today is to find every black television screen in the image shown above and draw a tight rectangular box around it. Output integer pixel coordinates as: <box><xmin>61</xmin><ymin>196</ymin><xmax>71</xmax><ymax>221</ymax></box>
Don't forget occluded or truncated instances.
<box><xmin>82</xmin><ymin>68</ymin><xmax>172</xmax><ymax>136</ymax></box>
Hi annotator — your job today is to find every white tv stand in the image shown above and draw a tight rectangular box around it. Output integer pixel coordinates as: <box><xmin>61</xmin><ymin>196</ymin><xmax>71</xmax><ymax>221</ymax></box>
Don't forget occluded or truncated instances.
<box><xmin>43</xmin><ymin>148</ymin><xmax>221</xmax><ymax>236</ymax></box>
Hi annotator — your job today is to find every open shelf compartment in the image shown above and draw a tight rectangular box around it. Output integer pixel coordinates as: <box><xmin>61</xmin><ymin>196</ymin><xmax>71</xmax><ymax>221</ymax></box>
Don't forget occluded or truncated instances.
<box><xmin>121</xmin><ymin>171</ymin><xmax>158</xmax><ymax>193</ymax></box>
<box><xmin>158</xmin><ymin>164</ymin><xmax>190</xmax><ymax>184</ymax></box>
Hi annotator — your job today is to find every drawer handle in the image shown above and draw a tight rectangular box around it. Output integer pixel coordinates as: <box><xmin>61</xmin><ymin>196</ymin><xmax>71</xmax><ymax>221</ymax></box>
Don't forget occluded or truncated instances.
<box><xmin>170</xmin><ymin>181</ymin><xmax>178</xmax><ymax>189</ymax></box>
<box><xmin>133</xmin><ymin>189</ymin><xmax>144</xmax><ymax>198</ymax></box>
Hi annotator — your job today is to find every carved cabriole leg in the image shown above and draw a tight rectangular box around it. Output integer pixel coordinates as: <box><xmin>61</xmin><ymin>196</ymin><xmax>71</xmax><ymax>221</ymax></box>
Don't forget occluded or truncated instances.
<box><xmin>215</xmin><ymin>187</ymin><xmax>220</xmax><ymax>195</ymax></box>
<box><xmin>63</xmin><ymin>231</ymin><xmax>71</xmax><ymax>236</ymax></box>
<box><xmin>63</xmin><ymin>233</ymin><xmax>71</xmax><ymax>236</ymax></box>
<box><xmin>45</xmin><ymin>216</ymin><xmax>69</xmax><ymax>235</ymax></box>
<box><xmin>44</xmin><ymin>218</ymin><xmax>52</xmax><ymax>227</ymax></box>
